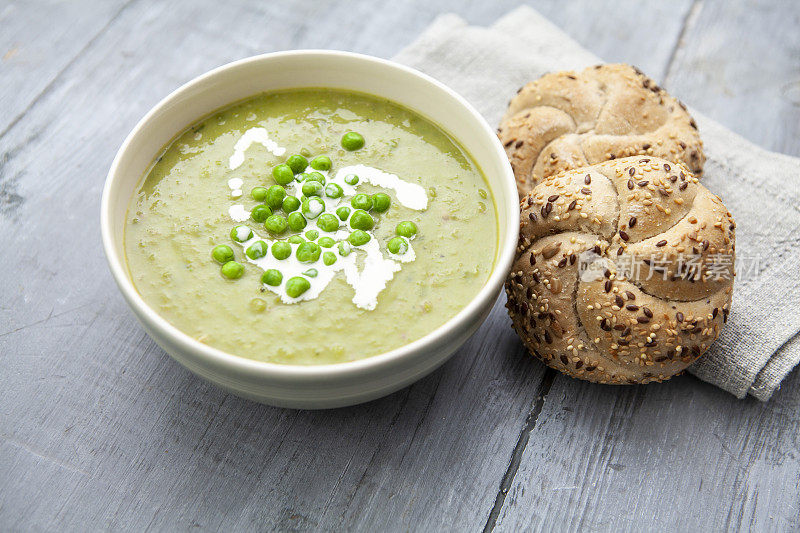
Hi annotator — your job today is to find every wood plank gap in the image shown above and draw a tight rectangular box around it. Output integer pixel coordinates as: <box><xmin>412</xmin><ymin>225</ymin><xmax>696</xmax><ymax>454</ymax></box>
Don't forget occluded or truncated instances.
<box><xmin>482</xmin><ymin>368</ymin><xmax>557</xmax><ymax>533</ymax></box>
<box><xmin>0</xmin><ymin>0</ymin><xmax>138</xmax><ymax>143</ymax></box>
<box><xmin>662</xmin><ymin>0</ymin><xmax>703</xmax><ymax>85</ymax></box>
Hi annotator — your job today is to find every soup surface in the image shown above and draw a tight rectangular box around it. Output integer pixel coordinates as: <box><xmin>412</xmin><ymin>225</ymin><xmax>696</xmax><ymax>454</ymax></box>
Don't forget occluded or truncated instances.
<box><xmin>125</xmin><ymin>89</ymin><xmax>497</xmax><ymax>364</ymax></box>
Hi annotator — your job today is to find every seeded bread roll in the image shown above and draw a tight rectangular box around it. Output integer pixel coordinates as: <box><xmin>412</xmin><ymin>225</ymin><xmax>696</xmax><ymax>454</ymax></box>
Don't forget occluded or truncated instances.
<box><xmin>498</xmin><ymin>64</ymin><xmax>705</xmax><ymax>199</ymax></box>
<box><xmin>505</xmin><ymin>157</ymin><xmax>735</xmax><ymax>384</ymax></box>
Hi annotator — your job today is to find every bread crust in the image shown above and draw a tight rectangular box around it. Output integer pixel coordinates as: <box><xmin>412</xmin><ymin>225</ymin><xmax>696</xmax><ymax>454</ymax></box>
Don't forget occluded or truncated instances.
<box><xmin>505</xmin><ymin>157</ymin><xmax>735</xmax><ymax>385</ymax></box>
<box><xmin>499</xmin><ymin>64</ymin><xmax>705</xmax><ymax>199</ymax></box>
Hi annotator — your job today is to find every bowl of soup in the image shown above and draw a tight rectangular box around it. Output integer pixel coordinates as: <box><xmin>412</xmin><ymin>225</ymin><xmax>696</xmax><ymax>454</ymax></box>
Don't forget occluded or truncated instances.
<box><xmin>101</xmin><ymin>50</ymin><xmax>518</xmax><ymax>408</ymax></box>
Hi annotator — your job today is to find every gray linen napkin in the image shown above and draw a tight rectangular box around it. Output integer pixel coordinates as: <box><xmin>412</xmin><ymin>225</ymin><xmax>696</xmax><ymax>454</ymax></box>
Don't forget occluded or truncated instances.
<box><xmin>394</xmin><ymin>7</ymin><xmax>800</xmax><ymax>401</ymax></box>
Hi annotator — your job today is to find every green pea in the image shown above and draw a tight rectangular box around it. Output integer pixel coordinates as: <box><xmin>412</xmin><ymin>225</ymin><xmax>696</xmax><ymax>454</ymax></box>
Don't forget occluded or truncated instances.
<box><xmin>286</xmin><ymin>154</ymin><xmax>308</xmax><ymax>174</ymax></box>
<box><xmin>351</xmin><ymin>193</ymin><xmax>373</xmax><ymax>211</ymax></box>
<box><xmin>264</xmin><ymin>214</ymin><xmax>288</xmax><ymax>234</ymax></box>
<box><xmin>271</xmin><ymin>241</ymin><xmax>291</xmax><ymax>260</ymax></box>
<box><xmin>250</xmin><ymin>204</ymin><xmax>272</xmax><ymax>223</ymax></box>
<box><xmin>396</xmin><ymin>221</ymin><xmax>418</xmax><ymax>238</ymax></box>
<box><xmin>310</xmin><ymin>155</ymin><xmax>331</xmax><ymax>171</ymax></box>
<box><xmin>211</xmin><ymin>244</ymin><xmax>234</xmax><ymax>264</ymax></box>
<box><xmin>250</xmin><ymin>298</ymin><xmax>266</xmax><ymax>313</ymax></box>
<box><xmin>305</xmin><ymin>171</ymin><xmax>325</xmax><ymax>184</ymax></box>
<box><xmin>230</xmin><ymin>225</ymin><xmax>253</xmax><ymax>242</ymax></box>
<box><xmin>325</xmin><ymin>183</ymin><xmax>343</xmax><ymax>198</ymax></box>
<box><xmin>287</xmin><ymin>235</ymin><xmax>305</xmax><ymax>244</ymax></box>
<box><xmin>265</xmin><ymin>185</ymin><xmax>286</xmax><ymax>209</ymax></box>
<box><xmin>302</xmin><ymin>180</ymin><xmax>323</xmax><ymax>197</ymax></box>
<box><xmin>302</xmin><ymin>197</ymin><xmax>325</xmax><ymax>219</ymax></box>
<box><xmin>221</xmin><ymin>261</ymin><xmax>244</xmax><ymax>279</ymax></box>
<box><xmin>338</xmin><ymin>241</ymin><xmax>352</xmax><ymax>257</ymax></box>
<box><xmin>387</xmin><ymin>236</ymin><xmax>409</xmax><ymax>255</ymax></box>
<box><xmin>348</xmin><ymin>230</ymin><xmax>371</xmax><ymax>246</ymax></box>
<box><xmin>245</xmin><ymin>240</ymin><xmax>268</xmax><ymax>260</ymax></box>
<box><xmin>317</xmin><ymin>213</ymin><xmax>340</xmax><ymax>232</ymax></box>
<box><xmin>344</xmin><ymin>173</ymin><xmax>359</xmax><ymax>185</ymax></box>
<box><xmin>261</xmin><ymin>269</ymin><xmax>283</xmax><ymax>286</ymax></box>
<box><xmin>285</xmin><ymin>276</ymin><xmax>311</xmax><ymax>298</ymax></box>
<box><xmin>336</xmin><ymin>206</ymin><xmax>351</xmax><ymax>221</ymax></box>
<box><xmin>282</xmin><ymin>195</ymin><xmax>300</xmax><ymax>213</ymax></box>
<box><xmin>349</xmin><ymin>209</ymin><xmax>374</xmax><ymax>231</ymax></box>
<box><xmin>372</xmin><ymin>193</ymin><xmax>391</xmax><ymax>213</ymax></box>
<box><xmin>272</xmin><ymin>163</ymin><xmax>294</xmax><ymax>185</ymax></box>
<box><xmin>287</xmin><ymin>211</ymin><xmax>307</xmax><ymax>232</ymax></box>
<box><xmin>296</xmin><ymin>241</ymin><xmax>321</xmax><ymax>263</ymax></box>
<box><xmin>318</xmin><ymin>237</ymin><xmax>335</xmax><ymax>248</ymax></box>
<box><xmin>303</xmin><ymin>268</ymin><xmax>318</xmax><ymax>278</ymax></box>
<box><xmin>251</xmin><ymin>186</ymin><xmax>268</xmax><ymax>202</ymax></box>
<box><xmin>323</xmin><ymin>251</ymin><xmax>337</xmax><ymax>266</ymax></box>
<box><xmin>300</xmin><ymin>148</ymin><xmax>311</xmax><ymax>157</ymax></box>
<box><xmin>341</xmin><ymin>131</ymin><xmax>365</xmax><ymax>151</ymax></box>
<box><xmin>305</xmin><ymin>230</ymin><xmax>319</xmax><ymax>240</ymax></box>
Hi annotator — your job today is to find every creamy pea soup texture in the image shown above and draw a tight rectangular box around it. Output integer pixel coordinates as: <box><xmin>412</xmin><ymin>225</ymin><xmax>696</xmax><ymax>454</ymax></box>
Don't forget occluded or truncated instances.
<box><xmin>125</xmin><ymin>89</ymin><xmax>497</xmax><ymax>364</ymax></box>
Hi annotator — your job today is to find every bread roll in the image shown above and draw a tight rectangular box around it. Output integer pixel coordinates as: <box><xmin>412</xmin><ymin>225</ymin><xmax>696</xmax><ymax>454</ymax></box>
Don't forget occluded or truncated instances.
<box><xmin>498</xmin><ymin>64</ymin><xmax>705</xmax><ymax>199</ymax></box>
<box><xmin>505</xmin><ymin>157</ymin><xmax>735</xmax><ymax>384</ymax></box>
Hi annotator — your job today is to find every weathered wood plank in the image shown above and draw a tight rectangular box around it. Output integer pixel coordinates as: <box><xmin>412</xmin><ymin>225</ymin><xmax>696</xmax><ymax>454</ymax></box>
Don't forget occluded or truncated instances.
<box><xmin>0</xmin><ymin>0</ymin><xmax>129</xmax><ymax>137</ymax></box>
<box><xmin>666</xmin><ymin>0</ymin><xmax>800</xmax><ymax>156</ymax></box>
<box><xmin>494</xmin><ymin>376</ymin><xmax>800</xmax><ymax>531</ymax></box>
<box><xmin>490</xmin><ymin>1</ymin><xmax>800</xmax><ymax>530</ymax></box>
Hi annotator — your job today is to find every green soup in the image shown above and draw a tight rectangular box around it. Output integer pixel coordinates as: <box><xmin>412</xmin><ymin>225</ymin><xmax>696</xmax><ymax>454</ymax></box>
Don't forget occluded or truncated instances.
<box><xmin>125</xmin><ymin>89</ymin><xmax>498</xmax><ymax>364</ymax></box>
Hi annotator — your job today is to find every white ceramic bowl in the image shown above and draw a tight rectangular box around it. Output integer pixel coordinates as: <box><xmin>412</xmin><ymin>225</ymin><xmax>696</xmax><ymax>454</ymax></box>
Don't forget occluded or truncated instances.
<box><xmin>101</xmin><ymin>50</ymin><xmax>518</xmax><ymax>409</ymax></box>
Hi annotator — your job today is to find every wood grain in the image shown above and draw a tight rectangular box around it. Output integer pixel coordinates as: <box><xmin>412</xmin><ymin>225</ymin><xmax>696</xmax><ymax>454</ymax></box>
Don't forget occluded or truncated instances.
<box><xmin>0</xmin><ymin>1</ymin><xmax>129</xmax><ymax>138</ymax></box>
<box><xmin>666</xmin><ymin>0</ymin><xmax>800</xmax><ymax>156</ymax></box>
<box><xmin>0</xmin><ymin>0</ymin><xmax>797</xmax><ymax>531</ymax></box>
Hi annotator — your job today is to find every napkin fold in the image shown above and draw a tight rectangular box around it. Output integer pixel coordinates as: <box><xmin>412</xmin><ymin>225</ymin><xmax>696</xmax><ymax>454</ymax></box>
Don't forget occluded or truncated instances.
<box><xmin>394</xmin><ymin>7</ymin><xmax>800</xmax><ymax>401</ymax></box>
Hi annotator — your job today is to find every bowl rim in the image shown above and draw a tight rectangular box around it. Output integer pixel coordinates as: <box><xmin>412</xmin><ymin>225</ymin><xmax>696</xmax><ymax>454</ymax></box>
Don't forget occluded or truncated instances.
<box><xmin>101</xmin><ymin>49</ymin><xmax>518</xmax><ymax>380</ymax></box>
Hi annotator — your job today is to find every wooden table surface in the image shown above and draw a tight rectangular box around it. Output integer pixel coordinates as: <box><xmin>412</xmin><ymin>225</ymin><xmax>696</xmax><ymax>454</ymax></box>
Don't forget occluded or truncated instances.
<box><xmin>1</xmin><ymin>1</ymin><xmax>798</xmax><ymax>531</ymax></box>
